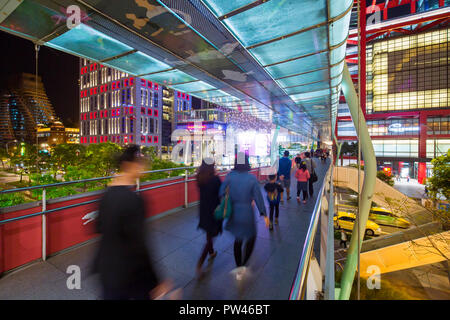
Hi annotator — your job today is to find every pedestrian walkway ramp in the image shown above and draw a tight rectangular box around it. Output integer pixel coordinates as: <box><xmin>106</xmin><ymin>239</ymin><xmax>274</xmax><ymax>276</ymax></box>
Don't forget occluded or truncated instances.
<box><xmin>359</xmin><ymin>230</ymin><xmax>450</xmax><ymax>278</ymax></box>
<box><xmin>0</xmin><ymin>162</ymin><xmax>331</xmax><ymax>300</ymax></box>
<box><xmin>333</xmin><ymin>166</ymin><xmax>430</xmax><ymax>223</ymax></box>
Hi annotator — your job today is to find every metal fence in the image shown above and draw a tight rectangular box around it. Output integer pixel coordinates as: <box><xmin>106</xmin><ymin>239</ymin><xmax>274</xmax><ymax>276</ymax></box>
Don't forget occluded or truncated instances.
<box><xmin>0</xmin><ymin>165</ymin><xmax>263</xmax><ymax>263</ymax></box>
<box><xmin>289</xmin><ymin>162</ymin><xmax>335</xmax><ymax>300</ymax></box>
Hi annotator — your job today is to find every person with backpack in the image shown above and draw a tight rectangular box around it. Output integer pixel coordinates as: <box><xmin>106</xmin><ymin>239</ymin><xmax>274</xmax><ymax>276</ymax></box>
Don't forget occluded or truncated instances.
<box><xmin>294</xmin><ymin>153</ymin><xmax>303</xmax><ymax>168</ymax></box>
<box><xmin>219</xmin><ymin>152</ymin><xmax>269</xmax><ymax>280</ymax></box>
<box><xmin>264</xmin><ymin>174</ymin><xmax>284</xmax><ymax>230</ymax></box>
<box><xmin>277</xmin><ymin>150</ymin><xmax>291</xmax><ymax>202</ymax></box>
<box><xmin>195</xmin><ymin>158</ymin><xmax>222</xmax><ymax>277</ymax></box>
<box><xmin>295</xmin><ymin>162</ymin><xmax>310</xmax><ymax>204</ymax></box>
<box><xmin>303</xmin><ymin>152</ymin><xmax>317</xmax><ymax>198</ymax></box>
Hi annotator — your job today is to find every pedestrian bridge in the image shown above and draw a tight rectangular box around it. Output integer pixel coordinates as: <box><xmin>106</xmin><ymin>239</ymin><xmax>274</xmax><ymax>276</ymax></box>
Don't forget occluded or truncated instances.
<box><xmin>0</xmin><ymin>160</ymin><xmax>329</xmax><ymax>299</ymax></box>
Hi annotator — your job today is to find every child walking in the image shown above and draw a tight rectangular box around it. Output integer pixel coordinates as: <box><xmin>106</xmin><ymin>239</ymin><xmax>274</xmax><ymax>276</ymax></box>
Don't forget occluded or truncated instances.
<box><xmin>264</xmin><ymin>174</ymin><xmax>284</xmax><ymax>230</ymax></box>
<box><xmin>295</xmin><ymin>163</ymin><xmax>310</xmax><ymax>204</ymax></box>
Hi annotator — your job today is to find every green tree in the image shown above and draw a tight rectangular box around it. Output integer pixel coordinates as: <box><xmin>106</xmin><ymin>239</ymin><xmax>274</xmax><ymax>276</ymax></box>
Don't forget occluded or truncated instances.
<box><xmin>64</xmin><ymin>164</ymin><xmax>100</xmax><ymax>192</ymax></box>
<box><xmin>10</xmin><ymin>143</ymin><xmax>38</xmax><ymax>183</ymax></box>
<box><xmin>427</xmin><ymin>149</ymin><xmax>450</xmax><ymax>201</ymax></box>
<box><xmin>341</xmin><ymin>141</ymin><xmax>358</xmax><ymax>156</ymax></box>
<box><xmin>0</xmin><ymin>146</ymin><xmax>8</xmax><ymax>170</ymax></box>
<box><xmin>377</xmin><ymin>170</ymin><xmax>394</xmax><ymax>186</ymax></box>
<box><xmin>84</xmin><ymin>142</ymin><xmax>122</xmax><ymax>178</ymax></box>
<box><xmin>50</xmin><ymin>143</ymin><xmax>86</xmax><ymax>178</ymax></box>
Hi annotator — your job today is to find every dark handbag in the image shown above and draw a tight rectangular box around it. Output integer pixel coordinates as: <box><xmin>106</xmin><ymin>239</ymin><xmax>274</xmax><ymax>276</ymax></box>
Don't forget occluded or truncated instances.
<box><xmin>310</xmin><ymin>166</ymin><xmax>318</xmax><ymax>183</ymax></box>
<box><xmin>214</xmin><ymin>187</ymin><xmax>233</xmax><ymax>220</ymax></box>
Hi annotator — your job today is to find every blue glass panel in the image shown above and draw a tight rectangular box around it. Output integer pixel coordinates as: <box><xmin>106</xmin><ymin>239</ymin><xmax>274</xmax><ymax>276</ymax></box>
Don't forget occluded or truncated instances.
<box><xmin>171</xmin><ymin>81</ymin><xmax>216</xmax><ymax>92</ymax></box>
<box><xmin>190</xmin><ymin>90</ymin><xmax>229</xmax><ymax>99</ymax></box>
<box><xmin>47</xmin><ymin>24</ymin><xmax>133</xmax><ymax>61</ymax></box>
<box><xmin>143</xmin><ymin>69</ymin><xmax>197</xmax><ymax>85</ymax></box>
<box><xmin>329</xmin><ymin>0</ymin><xmax>352</xmax><ymax>19</ymax></box>
<box><xmin>284</xmin><ymin>81</ymin><xmax>330</xmax><ymax>95</ymax></box>
<box><xmin>0</xmin><ymin>0</ymin><xmax>61</xmax><ymax>40</ymax></box>
<box><xmin>330</xmin><ymin>61</ymin><xmax>345</xmax><ymax>78</ymax></box>
<box><xmin>301</xmin><ymin>97</ymin><xmax>330</xmax><ymax>107</ymax></box>
<box><xmin>106</xmin><ymin>51</ymin><xmax>170</xmax><ymax>75</ymax></box>
<box><xmin>331</xmin><ymin>74</ymin><xmax>343</xmax><ymax>87</ymax></box>
<box><xmin>329</xmin><ymin>11</ymin><xmax>352</xmax><ymax>46</ymax></box>
<box><xmin>266</xmin><ymin>52</ymin><xmax>328</xmax><ymax>79</ymax></box>
<box><xmin>201</xmin><ymin>0</ymin><xmax>255</xmax><ymax>17</ymax></box>
<box><xmin>249</xmin><ymin>26</ymin><xmax>328</xmax><ymax>66</ymax></box>
<box><xmin>276</xmin><ymin>69</ymin><xmax>329</xmax><ymax>88</ymax></box>
<box><xmin>330</xmin><ymin>42</ymin><xmax>346</xmax><ymax>65</ymax></box>
<box><xmin>222</xmin><ymin>0</ymin><xmax>327</xmax><ymax>47</ymax></box>
<box><xmin>290</xmin><ymin>88</ymin><xmax>330</xmax><ymax>101</ymax></box>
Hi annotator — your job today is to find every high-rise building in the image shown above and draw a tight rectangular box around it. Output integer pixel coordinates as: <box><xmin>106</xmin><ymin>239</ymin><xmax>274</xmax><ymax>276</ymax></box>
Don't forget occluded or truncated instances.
<box><xmin>0</xmin><ymin>73</ymin><xmax>55</xmax><ymax>145</ymax></box>
<box><xmin>161</xmin><ymin>88</ymin><xmax>192</xmax><ymax>154</ymax></box>
<box><xmin>79</xmin><ymin>59</ymin><xmax>164</xmax><ymax>149</ymax></box>
<box><xmin>338</xmin><ymin>26</ymin><xmax>450</xmax><ymax>184</ymax></box>
<box><xmin>37</xmin><ymin>121</ymin><xmax>80</xmax><ymax>153</ymax></box>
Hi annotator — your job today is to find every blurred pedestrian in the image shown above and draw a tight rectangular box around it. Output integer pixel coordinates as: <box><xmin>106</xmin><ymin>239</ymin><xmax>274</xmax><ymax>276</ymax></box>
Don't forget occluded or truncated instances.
<box><xmin>94</xmin><ymin>145</ymin><xmax>171</xmax><ymax>300</ymax></box>
<box><xmin>264</xmin><ymin>174</ymin><xmax>284</xmax><ymax>230</ymax></box>
<box><xmin>277</xmin><ymin>150</ymin><xmax>291</xmax><ymax>202</ymax></box>
<box><xmin>295</xmin><ymin>162</ymin><xmax>310</xmax><ymax>204</ymax></box>
<box><xmin>195</xmin><ymin>158</ymin><xmax>222</xmax><ymax>277</ymax></box>
<box><xmin>340</xmin><ymin>230</ymin><xmax>348</xmax><ymax>248</ymax></box>
<box><xmin>303</xmin><ymin>152</ymin><xmax>317</xmax><ymax>197</ymax></box>
<box><xmin>220</xmin><ymin>152</ymin><xmax>269</xmax><ymax>280</ymax></box>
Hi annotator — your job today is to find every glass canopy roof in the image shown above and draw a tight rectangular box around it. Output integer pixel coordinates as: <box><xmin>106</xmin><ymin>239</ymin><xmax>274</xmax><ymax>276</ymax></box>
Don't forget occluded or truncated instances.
<box><xmin>0</xmin><ymin>0</ymin><xmax>353</xmax><ymax>132</ymax></box>
<box><xmin>201</xmin><ymin>0</ymin><xmax>353</xmax><ymax>122</ymax></box>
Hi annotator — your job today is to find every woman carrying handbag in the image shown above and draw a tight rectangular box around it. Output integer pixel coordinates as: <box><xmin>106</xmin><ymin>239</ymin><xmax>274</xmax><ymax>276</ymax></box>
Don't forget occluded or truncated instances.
<box><xmin>219</xmin><ymin>152</ymin><xmax>269</xmax><ymax>281</ymax></box>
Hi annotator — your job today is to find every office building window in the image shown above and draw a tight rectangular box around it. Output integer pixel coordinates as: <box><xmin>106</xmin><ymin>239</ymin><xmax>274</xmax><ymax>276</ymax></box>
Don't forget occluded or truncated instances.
<box><xmin>337</xmin><ymin>121</ymin><xmax>356</xmax><ymax>136</ymax></box>
<box><xmin>427</xmin><ymin>116</ymin><xmax>450</xmax><ymax>135</ymax></box>
<box><xmin>372</xmin><ymin>139</ymin><xmax>418</xmax><ymax>158</ymax></box>
<box><xmin>368</xmin><ymin>28</ymin><xmax>449</xmax><ymax>113</ymax></box>
<box><xmin>368</xmin><ymin>118</ymin><xmax>419</xmax><ymax>136</ymax></box>
<box><xmin>149</xmin><ymin>118</ymin><xmax>154</xmax><ymax>134</ymax></box>
<box><xmin>426</xmin><ymin>139</ymin><xmax>450</xmax><ymax>158</ymax></box>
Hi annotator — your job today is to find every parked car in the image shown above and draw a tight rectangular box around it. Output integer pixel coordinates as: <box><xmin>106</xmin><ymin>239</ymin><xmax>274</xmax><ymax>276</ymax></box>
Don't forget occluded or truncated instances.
<box><xmin>336</xmin><ymin>204</ymin><xmax>410</xmax><ymax>229</ymax></box>
<box><xmin>333</xmin><ymin>211</ymin><xmax>382</xmax><ymax>236</ymax></box>
<box><xmin>368</xmin><ymin>207</ymin><xmax>411</xmax><ymax>228</ymax></box>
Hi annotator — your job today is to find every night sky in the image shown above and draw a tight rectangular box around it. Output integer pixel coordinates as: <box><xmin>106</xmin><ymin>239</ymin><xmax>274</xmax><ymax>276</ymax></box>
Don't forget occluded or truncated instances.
<box><xmin>0</xmin><ymin>31</ymin><xmax>79</xmax><ymax>127</ymax></box>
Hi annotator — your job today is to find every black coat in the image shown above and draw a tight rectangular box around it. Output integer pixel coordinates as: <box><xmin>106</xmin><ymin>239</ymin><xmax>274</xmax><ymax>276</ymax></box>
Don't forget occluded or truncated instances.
<box><xmin>94</xmin><ymin>186</ymin><xmax>158</xmax><ymax>293</ymax></box>
<box><xmin>197</xmin><ymin>175</ymin><xmax>222</xmax><ymax>236</ymax></box>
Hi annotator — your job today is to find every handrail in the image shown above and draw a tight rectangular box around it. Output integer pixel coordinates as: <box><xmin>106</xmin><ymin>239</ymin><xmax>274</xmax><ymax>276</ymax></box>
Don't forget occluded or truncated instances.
<box><xmin>0</xmin><ymin>164</ymin><xmax>243</xmax><ymax>194</ymax></box>
<box><xmin>289</xmin><ymin>164</ymin><xmax>332</xmax><ymax>300</ymax></box>
<box><xmin>0</xmin><ymin>166</ymin><xmax>195</xmax><ymax>194</ymax></box>
<box><xmin>0</xmin><ymin>165</ymin><xmax>265</xmax><ymax>226</ymax></box>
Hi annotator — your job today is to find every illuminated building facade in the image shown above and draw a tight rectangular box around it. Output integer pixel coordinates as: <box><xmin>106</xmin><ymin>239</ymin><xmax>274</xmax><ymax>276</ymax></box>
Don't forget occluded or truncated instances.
<box><xmin>37</xmin><ymin>121</ymin><xmax>80</xmax><ymax>152</ymax></box>
<box><xmin>161</xmin><ymin>87</ymin><xmax>192</xmax><ymax>154</ymax></box>
<box><xmin>79</xmin><ymin>59</ymin><xmax>163</xmax><ymax>149</ymax></box>
<box><xmin>338</xmin><ymin>25</ymin><xmax>450</xmax><ymax>183</ymax></box>
<box><xmin>0</xmin><ymin>73</ymin><xmax>55</xmax><ymax>145</ymax></box>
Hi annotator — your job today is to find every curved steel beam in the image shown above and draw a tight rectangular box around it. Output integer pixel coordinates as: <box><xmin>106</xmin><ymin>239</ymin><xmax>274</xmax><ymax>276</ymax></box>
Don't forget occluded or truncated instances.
<box><xmin>338</xmin><ymin>63</ymin><xmax>377</xmax><ymax>300</ymax></box>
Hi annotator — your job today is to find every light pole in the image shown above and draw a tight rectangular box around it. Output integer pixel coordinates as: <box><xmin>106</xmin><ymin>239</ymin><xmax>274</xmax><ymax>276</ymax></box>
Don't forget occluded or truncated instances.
<box><xmin>5</xmin><ymin>140</ymin><xmax>18</xmax><ymax>155</ymax></box>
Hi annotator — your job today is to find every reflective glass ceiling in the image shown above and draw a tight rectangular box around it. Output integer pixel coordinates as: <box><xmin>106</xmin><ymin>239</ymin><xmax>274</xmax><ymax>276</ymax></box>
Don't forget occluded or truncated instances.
<box><xmin>0</xmin><ymin>0</ymin><xmax>353</xmax><ymax>133</ymax></box>
<box><xmin>202</xmin><ymin>0</ymin><xmax>353</xmax><ymax>122</ymax></box>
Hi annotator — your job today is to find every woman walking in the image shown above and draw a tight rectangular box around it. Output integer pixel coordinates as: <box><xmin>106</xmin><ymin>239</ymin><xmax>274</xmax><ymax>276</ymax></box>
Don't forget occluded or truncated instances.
<box><xmin>295</xmin><ymin>162</ymin><xmax>310</xmax><ymax>204</ymax></box>
<box><xmin>220</xmin><ymin>153</ymin><xmax>269</xmax><ymax>280</ymax></box>
<box><xmin>196</xmin><ymin>158</ymin><xmax>222</xmax><ymax>277</ymax></box>
<box><xmin>94</xmin><ymin>145</ymin><xmax>171</xmax><ymax>300</ymax></box>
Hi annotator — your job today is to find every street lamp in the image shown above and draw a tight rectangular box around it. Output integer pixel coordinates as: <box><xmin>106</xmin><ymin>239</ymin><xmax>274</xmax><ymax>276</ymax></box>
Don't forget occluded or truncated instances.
<box><xmin>5</xmin><ymin>140</ymin><xmax>18</xmax><ymax>155</ymax></box>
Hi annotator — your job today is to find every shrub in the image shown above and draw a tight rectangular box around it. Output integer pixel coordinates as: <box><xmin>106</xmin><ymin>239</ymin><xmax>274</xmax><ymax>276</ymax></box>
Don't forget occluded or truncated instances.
<box><xmin>377</xmin><ymin>170</ymin><xmax>394</xmax><ymax>186</ymax></box>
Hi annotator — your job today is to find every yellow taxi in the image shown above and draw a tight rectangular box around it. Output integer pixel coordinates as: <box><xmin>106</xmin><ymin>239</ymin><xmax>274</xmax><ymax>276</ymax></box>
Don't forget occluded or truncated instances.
<box><xmin>333</xmin><ymin>211</ymin><xmax>382</xmax><ymax>236</ymax></box>
<box><xmin>337</xmin><ymin>204</ymin><xmax>411</xmax><ymax>229</ymax></box>
<box><xmin>368</xmin><ymin>207</ymin><xmax>411</xmax><ymax>228</ymax></box>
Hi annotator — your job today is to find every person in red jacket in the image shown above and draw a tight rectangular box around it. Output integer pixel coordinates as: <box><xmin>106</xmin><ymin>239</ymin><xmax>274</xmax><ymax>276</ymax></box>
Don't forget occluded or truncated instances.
<box><xmin>295</xmin><ymin>162</ymin><xmax>310</xmax><ymax>204</ymax></box>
